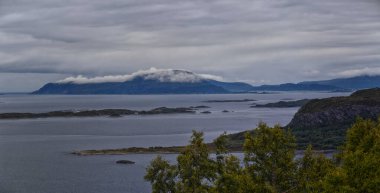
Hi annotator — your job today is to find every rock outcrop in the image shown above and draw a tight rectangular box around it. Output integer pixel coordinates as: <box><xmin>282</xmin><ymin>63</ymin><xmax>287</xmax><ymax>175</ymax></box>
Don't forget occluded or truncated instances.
<box><xmin>226</xmin><ymin>88</ymin><xmax>380</xmax><ymax>150</ymax></box>
<box><xmin>287</xmin><ymin>88</ymin><xmax>380</xmax><ymax>149</ymax></box>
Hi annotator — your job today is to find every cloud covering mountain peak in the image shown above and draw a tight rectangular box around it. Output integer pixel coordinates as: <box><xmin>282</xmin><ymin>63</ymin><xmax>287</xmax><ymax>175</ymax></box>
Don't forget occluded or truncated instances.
<box><xmin>56</xmin><ymin>68</ymin><xmax>224</xmax><ymax>84</ymax></box>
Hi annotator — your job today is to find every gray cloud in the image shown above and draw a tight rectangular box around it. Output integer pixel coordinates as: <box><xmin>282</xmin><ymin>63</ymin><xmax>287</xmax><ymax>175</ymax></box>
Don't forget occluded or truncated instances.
<box><xmin>331</xmin><ymin>67</ymin><xmax>380</xmax><ymax>78</ymax></box>
<box><xmin>0</xmin><ymin>0</ymin><xmax>380</xmax><ymax>91</ymax></box>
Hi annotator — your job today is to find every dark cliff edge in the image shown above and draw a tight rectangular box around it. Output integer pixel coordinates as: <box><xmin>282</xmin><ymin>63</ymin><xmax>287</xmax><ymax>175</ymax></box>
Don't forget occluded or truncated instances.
<box><xmin>287</xmin><ymin>88</ymin><xmax>380</xmax><ymax>149</ymax></box>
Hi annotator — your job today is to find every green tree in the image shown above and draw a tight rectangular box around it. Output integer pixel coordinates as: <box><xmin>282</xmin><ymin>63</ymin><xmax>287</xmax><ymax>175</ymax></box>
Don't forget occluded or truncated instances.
<box><xmin>324</xmin><ymin>118</ymin><xmax>380</xmax><ymax>193</ymax></box>
<box><xmin>145</xmin><ymin>119</ymin><xmax>380</xmax><ymax>193</ymax></box>
<box><xmin>211</xmin><ymin>133</ymin><xmax>243</xmax><ymax>193</ymax></box>
<box><xmin>144</xmin><ymin>156</ymin><xmax>177</xmax><ymax>193</ymax></box>
<box><xmin>243</xmin><ymin>123</ymin><xmax>297</xmax><ymax>193</ymax></box>
<box><xmin>176</xmin><ymin>131</ymin><xmax>216</xmax><ymax>193</ymax></box>
<box><xmin>295</xmin><ymin>145</ymin><xmax>334</xmax><ymax>193</ymax></box>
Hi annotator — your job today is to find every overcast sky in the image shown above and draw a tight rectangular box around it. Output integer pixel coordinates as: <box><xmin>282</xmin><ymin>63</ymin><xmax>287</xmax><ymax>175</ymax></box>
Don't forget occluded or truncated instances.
<box><xmin>0</xmin><ymin>0</ymin><xmax>380</xmax><ymax>92</ymax></box>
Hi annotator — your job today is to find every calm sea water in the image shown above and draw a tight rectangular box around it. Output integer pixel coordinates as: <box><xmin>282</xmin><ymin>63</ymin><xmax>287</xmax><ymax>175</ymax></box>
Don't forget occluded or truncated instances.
<box><xmin>0</xmin><ymin>92</ymin><xmax>348</xmax><ymax>193</ymax></box>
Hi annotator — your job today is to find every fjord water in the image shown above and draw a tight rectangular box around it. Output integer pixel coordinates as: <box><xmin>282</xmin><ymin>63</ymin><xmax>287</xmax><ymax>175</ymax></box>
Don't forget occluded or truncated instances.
<box><xmin>0</xmin><ymin>92</ymin><xmax>348</xmax><ymax>193</ymax></box>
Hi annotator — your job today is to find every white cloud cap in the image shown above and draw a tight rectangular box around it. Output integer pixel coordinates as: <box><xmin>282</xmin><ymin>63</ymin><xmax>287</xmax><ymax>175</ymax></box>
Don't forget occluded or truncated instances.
<box><xmin>57</xmin><ymin>68</ymin><xmax>224</xmax><ymax>84</ymax></box>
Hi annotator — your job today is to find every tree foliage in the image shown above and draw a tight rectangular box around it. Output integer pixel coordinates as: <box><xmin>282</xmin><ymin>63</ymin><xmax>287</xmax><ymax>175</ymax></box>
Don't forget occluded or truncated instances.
<box><xmin>145</xmin><ymin>118</ymin><xmax>380</xmax><ymax>193</ymax></box>
<box><xmin>145</xmin><ymin>156</ymin><xmax>177</xmax><ymax>193</ymax></box>
<box><xmin>244</xmin><ymin>123</ymin><xmax>296</xmax><ymax>192</ymax></box>
<box><xmin>324</xmin><ymin>118</ymin><xmax>380</xmax><ymax>193</ymax></box>
<box><xmin>295</xmin><ymin>145</ymin><xmax>334</xmax><ymax>193</ymax></box>
<box><xmin>176</xmin><ymin>131</ymin><xmax>216</xmax><ymax>193</ymax></box>
<box><xmin>211</xmin><ymin>133</ymin><xmax>244</xmax><ymax>193</ymax></box>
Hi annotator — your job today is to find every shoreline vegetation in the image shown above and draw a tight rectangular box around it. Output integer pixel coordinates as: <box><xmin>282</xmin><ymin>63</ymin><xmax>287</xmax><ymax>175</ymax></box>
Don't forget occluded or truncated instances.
<box><xmin>144</xmin><ymin>119</ymin><xmax>380</xmax><ymax>193</ymax></box>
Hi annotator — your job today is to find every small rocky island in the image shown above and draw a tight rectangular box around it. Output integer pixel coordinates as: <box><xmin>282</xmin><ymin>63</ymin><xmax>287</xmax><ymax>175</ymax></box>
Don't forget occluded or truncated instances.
<box><xmin>116</xmin><ymin>160</ymin><xmax>135</xmax><ymax>164</ymax></box>
<box><xmin>189</xmin><ymin>105</ymin><xmax>210</xmax><ymax>109</ymax></box>
<box><xmin>0</xmin><ymin>107</ymin><xmax>195</xmax><ymax>119</ymax></box>
<box><xmin>203</xmin><ymin>99</ymin><xmax>256</xmax><ymax>103</ymax></box>
<box><xmin>73</xmin><ymin>146</ymin><xmax>188</xmax><ymax>156</ymax></box>
<box><xmin>251</xmin><ymin>99</ymin><xmax>310</xmax><ymax>108</ymax></box>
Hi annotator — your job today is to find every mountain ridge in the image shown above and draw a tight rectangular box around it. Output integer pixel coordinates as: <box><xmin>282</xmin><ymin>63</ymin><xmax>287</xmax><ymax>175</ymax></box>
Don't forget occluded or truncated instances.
<box><xmin>33</xmin><ymin>69</ymin><xmax>380</xmax><ymax>94</ymax></box>
<box><xmin>33</xmin><ymin>69</ymin><xmax>254</xmax><ymax>94</ymax></box>
<box><xmin>252</xmin><ymin>75</ymin><xmax>380</xmax><ymax>91</ymax></box>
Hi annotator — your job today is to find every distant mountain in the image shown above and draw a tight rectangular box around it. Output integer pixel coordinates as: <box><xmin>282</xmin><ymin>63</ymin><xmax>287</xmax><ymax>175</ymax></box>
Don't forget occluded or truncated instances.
<box><xmin>251</xmin><ymin>75</ymin><xmax>380</xmax><ymax>91</ymax></box>
<box><xmin>33</xmin><ymin>69</ymin><xmax>380</xmax><ymax>94</ymax></box>
<box><xmin>251</xmin><ymin>83</ymin><xmax>341</xmax><ymax>91</ymax></box>
<box><xmin>206</xmin><ymin>80</ymin><xmax>255</xmax><ymax>93</ymax></box>
<box><xmin>33</xmin><ymin>69</ymin><xmax>254</xmax><ymax>94</ymax></box>
<box><xmin>300</xmin><ymin>75</ymin><xmax>380</xmax><ymax>90</ymax></box>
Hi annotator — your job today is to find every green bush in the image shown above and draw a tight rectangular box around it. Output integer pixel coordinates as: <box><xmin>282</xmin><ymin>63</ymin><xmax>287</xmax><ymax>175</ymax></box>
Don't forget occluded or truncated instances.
<box><xmin>145</xmin><ymin>118</ymin><xmax>380</xmax><ymax>193</ymax></box>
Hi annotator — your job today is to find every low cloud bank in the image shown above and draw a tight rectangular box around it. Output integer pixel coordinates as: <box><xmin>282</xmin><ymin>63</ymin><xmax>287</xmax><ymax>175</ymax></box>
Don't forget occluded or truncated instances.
<box><xmin>57</xmin><ymin>68</ymin><xmax>224</xmax><ymax>84</ymax></box>
<box><xmin>332</xmin><ymin>67</ymin><xmax>380</xmax><ymax>78</ymax></box>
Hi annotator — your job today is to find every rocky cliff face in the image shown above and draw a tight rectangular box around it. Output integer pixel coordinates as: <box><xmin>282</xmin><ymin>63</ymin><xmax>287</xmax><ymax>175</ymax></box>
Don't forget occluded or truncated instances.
<box><xmin>288</xmin><ymin>105</ymin><xmax>380</xmax><ymax>130</ymax></box>
<box><xmin>227</xmin><ymin>88</ymin><xmax>380</xmax><ymax>150</ymax></box>
<box><xmin>287</xmin><ymin>88</ymin><xmax>380</xmax><ymax>149</ymax></box>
